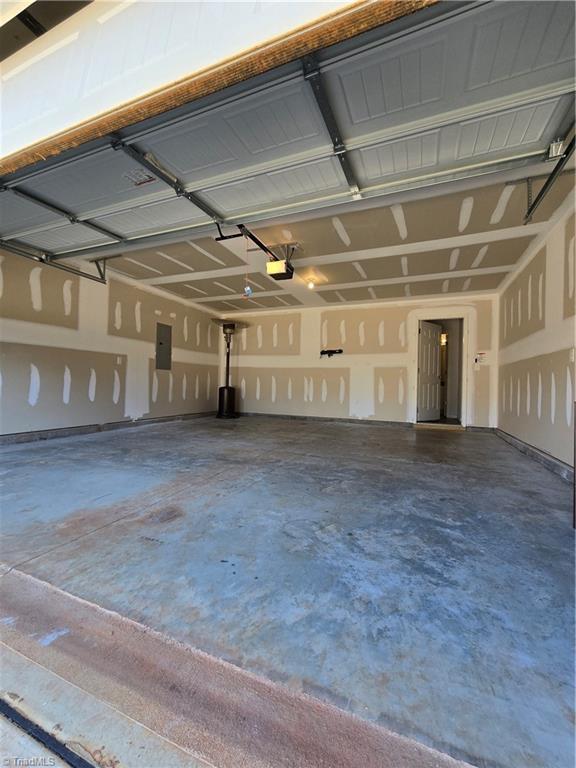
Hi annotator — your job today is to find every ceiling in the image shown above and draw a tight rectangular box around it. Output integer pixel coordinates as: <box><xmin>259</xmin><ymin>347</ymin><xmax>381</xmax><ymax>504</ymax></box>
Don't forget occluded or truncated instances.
<box><xmin>0</xmin><ymin>0</ymin><xmax>574</xmax><ymax>312</ymax></box>
<box><xmin>103</xmin><ymin>172</ymin><xmax>573</xmax><ymax>311</ymax></box>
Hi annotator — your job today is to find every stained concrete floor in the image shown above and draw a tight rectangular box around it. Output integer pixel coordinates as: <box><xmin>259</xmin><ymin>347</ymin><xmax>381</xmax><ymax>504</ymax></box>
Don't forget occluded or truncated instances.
<box><xmin>0</xmin><ymin>416</ymin><xmax>573</xmax><ymax>768</ymax></box>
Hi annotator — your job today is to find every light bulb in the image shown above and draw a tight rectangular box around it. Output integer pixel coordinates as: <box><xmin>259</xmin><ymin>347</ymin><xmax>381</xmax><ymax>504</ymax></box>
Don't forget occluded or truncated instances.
<box><xmin>307</xmin><ymin>281</ymin><xmax>315</xmax><ymax>290</ymax></box>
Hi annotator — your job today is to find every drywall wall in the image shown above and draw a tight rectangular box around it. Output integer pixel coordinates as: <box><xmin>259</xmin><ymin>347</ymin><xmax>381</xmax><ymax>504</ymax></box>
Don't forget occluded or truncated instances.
<box><xmin>227</xmin><ymin>296</ymin><xmax>497</xmax><ymax>427</ymax></box>
<box><xmin>499</xmin><ymin>204</ymin><xmax>575</xmax><ymax>466</ymax></box>
<box><xmin>0</xmin><ymin>251</ymin><xmax>218</xmax><ymax>434</ymax></box>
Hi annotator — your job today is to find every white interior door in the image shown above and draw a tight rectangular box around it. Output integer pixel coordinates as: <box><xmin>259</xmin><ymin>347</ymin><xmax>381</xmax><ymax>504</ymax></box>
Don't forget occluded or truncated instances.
<box><xmin>418</xmin><ymin>321</ymin><xmax>442</xmax><ymax>421</ymax></box>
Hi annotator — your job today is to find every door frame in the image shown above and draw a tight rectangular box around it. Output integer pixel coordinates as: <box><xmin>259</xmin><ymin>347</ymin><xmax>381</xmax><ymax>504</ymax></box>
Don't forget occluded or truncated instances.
<box><xmin>407</xmin><ymin>306</ymin><xmax>473</xmax><ymax>427</ymax></box>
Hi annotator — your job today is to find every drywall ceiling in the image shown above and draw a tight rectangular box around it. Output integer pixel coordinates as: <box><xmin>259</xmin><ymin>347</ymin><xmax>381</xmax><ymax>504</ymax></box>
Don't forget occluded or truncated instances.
<box><xmin>0</xmin><ymin>0</ymin><xmax>574</xmax><ymax>311</ymax></box>
<box><xmin>99</xmin><ymin>172</ymin><xmax>573</xmax><ymax>311</ymax></box>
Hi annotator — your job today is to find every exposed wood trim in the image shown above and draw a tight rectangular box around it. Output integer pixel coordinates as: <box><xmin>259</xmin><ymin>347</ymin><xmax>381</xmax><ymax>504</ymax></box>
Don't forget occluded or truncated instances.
<box><xmin>0</xmin><ymin>0</ymin><xmax>437</xmax><ymax>176</ymax></box>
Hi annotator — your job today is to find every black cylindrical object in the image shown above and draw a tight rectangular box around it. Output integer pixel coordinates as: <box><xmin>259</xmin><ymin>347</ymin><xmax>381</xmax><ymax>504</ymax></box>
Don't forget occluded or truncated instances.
<box><xmin>217</xmin><ymin>386</ymin><xmax>236</xmax><ymax>418</ymax></box>
<box><xmin>224</xmin><ymin>337</ymin><xmax>231</xmax><ymax>387</ymax></box>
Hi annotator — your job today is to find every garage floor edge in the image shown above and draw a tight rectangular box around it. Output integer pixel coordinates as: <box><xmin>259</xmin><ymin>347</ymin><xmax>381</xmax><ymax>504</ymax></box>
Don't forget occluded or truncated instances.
<box><xmin>0</xmin><ymin>568</ymin><xmax>471</xmax><ymax>768</ymax></box>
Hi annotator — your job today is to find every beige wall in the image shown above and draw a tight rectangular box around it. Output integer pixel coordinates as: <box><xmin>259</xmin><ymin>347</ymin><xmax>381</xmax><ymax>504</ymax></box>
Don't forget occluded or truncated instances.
<box><xmin>228</xmin><ymin>297</ymin><xmax>497</xmax><ymax>427</ymax></box>
<box><xmin>0</xmin><ymin>251</ymin><xmax>80</xmax><ymax>329</ymax></box>
<box><xmin>0</xmin><ymin>251</ymin><xmax>218</xmax><ymax>434</ymax></box>
<box><xmin>498</xmin><ymin>202</ymin><xmax>575</xmax><ymax>466</ymax></box>
<box><xmin>235</xmin><ymin>366</ymin><xmax>350</xmax><ymax>418</ymax></box>
<box><xmin>0</xmin><ymin>342</ymin><xmax>127</xmax><ymax>433</ymax></box>
<box><xmin>564</xmin><ymin>212</ymin><xmax>575</xmax><ymax>320</ymax></box>
<box><xmin>147</xmin><ymin>360</ymin><xmax>219</xmax><ymax>419</ymax></box>
<box><xmin>237</xmin><ymin>313</ymin><xmax>301</xmax><ymax>356</ymax></box>
<box><xmin>108</xmin><ymin>280</ymin><xmax>217</xmax><ymax>354</ymax></box>
<box><xmin>500</xmin><ymin>247</ymin><xmax>546</xmax><ymax>348</ymax></box>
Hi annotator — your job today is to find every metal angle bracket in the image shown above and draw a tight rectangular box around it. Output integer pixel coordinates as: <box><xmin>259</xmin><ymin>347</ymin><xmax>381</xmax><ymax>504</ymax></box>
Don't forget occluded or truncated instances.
<box><xmin>95</xmin><ymin>259</ymin><xmax>107</xmax><ymax>280</ymax></box>
<box><xmin>0</xmin><ymin>238</ymin><xmax>108</xmax><ymax>284</ymax></box>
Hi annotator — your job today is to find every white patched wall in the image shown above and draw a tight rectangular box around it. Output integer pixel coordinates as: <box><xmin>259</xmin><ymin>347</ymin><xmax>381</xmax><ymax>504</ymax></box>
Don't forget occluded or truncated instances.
<box><xmin>498</xmin><ymin>202</ymin><xmax>575</xmax><ymax>466</ymax></box>
<box><xmin>0</xmin><ymin>252</ymin><xmax>219</xmax><ymax>434</ymax></box>
<box><xmin>227</xmin><ymin>296</ymin><xmax>497</xmax><ymax>428</ymax></box>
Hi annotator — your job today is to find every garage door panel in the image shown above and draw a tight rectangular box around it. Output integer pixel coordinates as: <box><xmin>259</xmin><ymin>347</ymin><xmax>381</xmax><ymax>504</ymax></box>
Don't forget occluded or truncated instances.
<box><xmin>454</xmin><ymin>97</ymin><xmax>569</xmax><ymax>160</ymax></box>
<box><xmin>350</xmin><ymin>130</ymin><xmax>440</xmax><ymax>186</ymax></box>
<box><xmin>350</xmin><ymin>94</ymin><xmax>570</xmax><ymax>189</ymax></box>
<box><xmin>92</xmin><ymin>197</ymin><xmax>210</xmax><ymax>238</ymax></box>
<box><xmin>200</xmin><ymin>157</ymin><xmax>348</xmax><ymax>215</ymax></box>
<box><xmin>325</xmin><ymin>1</ymin><xmax>574</xmax><ymax>145</ymax></box>
<box><xmin>139</xmin><ymin>81</ymin><xmax>332</xmax><ymax>188</ymax></box>
<box><xmin>0</xmin><ymin>191</ymin><xmax>63</xmax><ymax>238</ymax></box>
<box><xmin>18</xmin><ymin>224</ymin><xmax>115</xmax><ymax>253</ymax></box>
<box><xmin>18</xmin><ymin>149</ymin><xmax>171</xmax><ymax>219</ymax></box>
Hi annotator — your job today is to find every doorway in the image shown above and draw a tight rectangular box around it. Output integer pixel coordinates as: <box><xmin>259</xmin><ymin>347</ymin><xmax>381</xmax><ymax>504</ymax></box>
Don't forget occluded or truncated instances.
<box><xmin>417</xmin><ymin>318</ymin><xmax>463</xmax><ymax>424</ymax></box>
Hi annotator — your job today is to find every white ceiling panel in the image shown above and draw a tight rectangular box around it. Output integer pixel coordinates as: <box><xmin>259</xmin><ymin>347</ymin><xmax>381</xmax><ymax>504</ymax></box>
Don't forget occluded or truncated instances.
<box><xmin>324</xmin><ymin>1</ymin><xmax>575</xmax><ymax>146</ymax></box>
<box><xmin>92</xmin><ymin>197</ymin><xmax>210</xmax><ymax>238</ymax></box>
<box><xmin>18</xmin><ymin>224</ymin><xmax>115</xmax><ymax>253</ymax></box>
<box><xmin>200</xmin><ymin>157</ymin><xmax>347</xmax><ymax>214</ymax></box>
<box><xmin>0</xmin><ymin>191</ymin><xmax>63</xmax><ymax>237</ymax></box>
<box><xmin>138</xmin><ymin>80</ymin><xmax>332</xmax><ymax>189</ymax></box>
<box><xmin>18</xmin><ymin>148</ymin><xmax>172</xmax><ymax>219</ymax></box>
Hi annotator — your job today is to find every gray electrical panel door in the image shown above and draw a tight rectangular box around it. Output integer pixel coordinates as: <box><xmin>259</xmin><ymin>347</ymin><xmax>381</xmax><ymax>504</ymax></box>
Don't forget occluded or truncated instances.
<box><xmin>156</xmin><ymin>323</ymin><xmax>172</xmax><ymax>370</ymax></box>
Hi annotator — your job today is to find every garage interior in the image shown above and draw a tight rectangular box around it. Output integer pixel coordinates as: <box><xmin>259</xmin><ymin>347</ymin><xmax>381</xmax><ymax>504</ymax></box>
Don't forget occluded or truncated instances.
<box><xmin>0</xmin><ymin>2</ymin><xmax>574</xmax><ymax>767</ymax></box>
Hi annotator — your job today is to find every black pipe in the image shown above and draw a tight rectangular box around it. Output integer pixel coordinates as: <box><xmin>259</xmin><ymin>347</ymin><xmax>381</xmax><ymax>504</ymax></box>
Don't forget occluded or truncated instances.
<box><xmin>224</xmin><ymin>336</ymin><xmax>231</xmax><ymax>387</ymax></box>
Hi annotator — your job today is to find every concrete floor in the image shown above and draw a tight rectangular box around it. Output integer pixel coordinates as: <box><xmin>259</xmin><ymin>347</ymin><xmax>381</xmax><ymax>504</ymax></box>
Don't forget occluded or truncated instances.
<box><xmin>0</xmin><ymin>417</ymin><xmax>573</xmax><ymax>768</ymax></box>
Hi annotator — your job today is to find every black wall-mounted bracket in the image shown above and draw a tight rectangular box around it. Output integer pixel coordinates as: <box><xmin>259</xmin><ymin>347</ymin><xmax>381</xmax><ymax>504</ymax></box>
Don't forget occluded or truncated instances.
<box><xmin>321</xmin><ymin>349</ymin><xmax>344</xmax><ymax>358</ymax></box>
